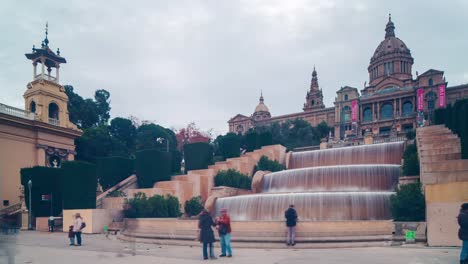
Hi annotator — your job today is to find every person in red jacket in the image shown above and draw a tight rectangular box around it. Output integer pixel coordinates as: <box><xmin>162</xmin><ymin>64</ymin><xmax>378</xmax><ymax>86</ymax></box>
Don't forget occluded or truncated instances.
<box><xmin>216</xmin><ymin>208</ymin><xmax>232</xmax><ymax>257</ymax></box>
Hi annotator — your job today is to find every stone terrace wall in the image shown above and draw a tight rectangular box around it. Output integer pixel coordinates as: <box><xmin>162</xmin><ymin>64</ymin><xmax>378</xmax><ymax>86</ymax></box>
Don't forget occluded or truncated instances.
<box><xmin>416</xmin><ymin>125</ymin><xmax>468</xmax><ymax>246</ymax></box>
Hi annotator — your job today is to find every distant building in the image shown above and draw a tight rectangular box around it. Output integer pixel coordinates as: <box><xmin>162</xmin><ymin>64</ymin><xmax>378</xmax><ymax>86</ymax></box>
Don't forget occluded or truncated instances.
<box><xmin>228</xmin><ymin>15</ymin><xmax>468</xmax><ymax>139</ymax></box>
<box><xmin>0</xmin><ymin>25</ymin><xmax>81</xmax><ymax>213</ymax></box>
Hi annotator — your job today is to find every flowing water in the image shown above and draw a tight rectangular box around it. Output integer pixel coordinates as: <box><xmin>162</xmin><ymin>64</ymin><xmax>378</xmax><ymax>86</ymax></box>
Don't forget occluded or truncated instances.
<box><xmin>215</xmin><ymin>141</ymin><xmax>405</xmax><ymax>221</ymax></box>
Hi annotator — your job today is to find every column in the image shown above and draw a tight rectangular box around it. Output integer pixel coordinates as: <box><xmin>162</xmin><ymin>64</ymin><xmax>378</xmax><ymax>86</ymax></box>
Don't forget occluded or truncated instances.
<box><xmin>393</xmin><ymin>99</ymin><xmax>397</xmax><ymax>117</ymax></box>
<box><xmin>33</xmin><ymin>62</ymin><xmax>37</xmax><ymax>79</ymax></box>
<box><xmin>40</xmin><ymin>58</ymin><xmax>45</xmax><ymax>79</ymax></box>
<box><xmin>56</xmin><ymin>65</ymin><xmax>60</xmax><ymax>83</ymax></box>
<box><xmin>376</xmin><ymin>102</ymin><xmax>380</xmax><ymax>120</ymax></box>
<box><xmin>399</xmin><ymin>98</ymin><xmax>402</xmax><ymax>117</ymax></box>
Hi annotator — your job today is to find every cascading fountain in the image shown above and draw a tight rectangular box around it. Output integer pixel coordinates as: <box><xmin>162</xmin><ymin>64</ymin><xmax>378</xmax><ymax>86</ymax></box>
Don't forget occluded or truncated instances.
<box><xmin>215</xmin><ymin>141</ymin><xmax>405</xmax><ymax>222</ymax></box>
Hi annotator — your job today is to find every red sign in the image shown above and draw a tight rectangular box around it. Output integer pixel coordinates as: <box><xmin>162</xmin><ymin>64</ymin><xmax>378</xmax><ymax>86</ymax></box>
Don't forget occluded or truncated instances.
<box><xmin>439</xmin><ymin>84</ymin><xmax>446</xmax><ymax>108</ymax></box>
<box><xmin>417</xmin><ymin>88</ymin><xmax>424</xmax><ymax>111</ymax></box>
<box><xmin>41</xmin><ymin>194</ymin><xmax>51</xmax><ymax>201</ymax></box>
<box><xmin>351</xmin><ymin>100</ymin><xmax>358</xmax><ymax>121</ymax></box>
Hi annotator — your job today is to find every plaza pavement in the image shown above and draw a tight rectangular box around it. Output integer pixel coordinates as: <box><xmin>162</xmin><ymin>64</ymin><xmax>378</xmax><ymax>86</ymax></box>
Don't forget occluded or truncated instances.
<box><xmin>0</xmin><ymin>231</ymin><xmax>461</xmax><ymax>264</ymax></box>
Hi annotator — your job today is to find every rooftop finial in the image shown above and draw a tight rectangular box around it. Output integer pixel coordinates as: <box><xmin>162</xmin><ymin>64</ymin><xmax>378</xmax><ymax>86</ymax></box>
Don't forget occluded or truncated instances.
<box><xmin>385</xmin><ymin>14</ymin><xmax>395</xmax><ymax>38</ymax></box>
<box><xmin>44</xmin><ymin>22</ymin><xmax>49</xmax><ymax>47</ymax></box>
<box><xmin>260</xmin><ymin>90</ymin><xmax>264</xmax><ymax>103</ymax></box>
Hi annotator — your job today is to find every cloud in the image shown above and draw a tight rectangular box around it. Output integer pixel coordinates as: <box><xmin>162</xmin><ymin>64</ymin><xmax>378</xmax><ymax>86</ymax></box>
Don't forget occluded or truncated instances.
<box><xmin>0</xmin><ymin>0</ymin><xmax>467</xmax><ymax>135</ymax></box>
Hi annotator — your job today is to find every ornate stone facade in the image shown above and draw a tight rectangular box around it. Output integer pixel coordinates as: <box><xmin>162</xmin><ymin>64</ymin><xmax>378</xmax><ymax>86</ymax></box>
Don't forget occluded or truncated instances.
<box><xmin>228</xmin><ymin>15</ymin><xmax>468</xmax><ymax>139</ymax></box>
<box><xmin>0</xmin><ymin>27</ymin><xmax>82</xmax><ymax>211</ymax></box>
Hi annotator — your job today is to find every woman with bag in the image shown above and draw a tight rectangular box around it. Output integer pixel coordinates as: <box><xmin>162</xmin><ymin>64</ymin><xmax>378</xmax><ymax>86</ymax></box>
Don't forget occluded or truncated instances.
<box><xmin>198</xmin><ymin>209</ymin><xmax>217</xmax><ymax>260</ymax></box>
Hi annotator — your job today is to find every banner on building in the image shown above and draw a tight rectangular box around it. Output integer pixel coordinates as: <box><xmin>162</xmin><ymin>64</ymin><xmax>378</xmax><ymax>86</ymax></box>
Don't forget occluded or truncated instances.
<box><xmin>351</xmin><ymin>100</ymin><xmax>358</xmax><ymax>121</ymax></box>
<box><xmin>417</xmin><ymin>88</ymin><xmax>424</xmax><ymax>111</ymax></box>
<box><xmin>438</xmin><ymin>84</ymin><xmax>446</xmax><ymax>108</ymax></box>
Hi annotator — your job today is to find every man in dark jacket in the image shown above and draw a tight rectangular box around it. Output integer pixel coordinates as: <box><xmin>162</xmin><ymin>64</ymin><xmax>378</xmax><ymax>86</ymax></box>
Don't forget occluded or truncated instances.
<box><xmin>458</xmin><ymin>203</ymin><xmax>468</xmax><ymax>264</ymax></box>
<box><xmin>285</xmin><ymin>204</ymin><xmax>298</xmax><ymax>246</ymax></box>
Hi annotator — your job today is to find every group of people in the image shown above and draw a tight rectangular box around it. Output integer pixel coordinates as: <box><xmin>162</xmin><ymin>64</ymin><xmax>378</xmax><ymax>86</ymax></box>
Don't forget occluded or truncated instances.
<box><xmin>67</xmin><ymin>213</ymin><xmax>85</xmax><ymax>246</ymax></box>
<box><xmin>197</xmin><ymin>205</ymin><xmax>299</xmax><ymax>260</ymax></box>
<box><xmin>198</xmin><ymin>208</ymin><xmax>232</xmax><ymax>260</ymax></box>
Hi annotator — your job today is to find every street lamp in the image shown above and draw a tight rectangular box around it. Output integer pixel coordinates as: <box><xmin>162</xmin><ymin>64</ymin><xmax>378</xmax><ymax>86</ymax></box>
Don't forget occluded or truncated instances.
<box><xmin>28</xmin><ymin>179</ymin><xmax>32</xmax><ymax>230</ymax></box>
<box><xmin>156</xmin><ymin>137</ymin><xmax>169</xmax><ymax>152</ymax></box>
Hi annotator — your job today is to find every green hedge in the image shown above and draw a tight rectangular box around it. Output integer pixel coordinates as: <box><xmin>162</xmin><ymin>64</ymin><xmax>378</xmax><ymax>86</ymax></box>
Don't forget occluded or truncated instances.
<box><xmin>183</xmin><ymin>142</ymin><xmax>213</xmax><ymax>171</ymax></box>
<box><xmin>256</xmin><ymin>131</ymin><xmax>273</xmax><ymax>149</ymax></box>
<box><xmin>135</xmin><ymin>149</ymin><xmax>172</xmax><ymax>188</ymax></box>
<box><xmin>214</xmin><ymin>169</ymin><xmax>251</xmax><ymax>190</ymax></box>
<box><xmin>390</xmin><ymin>183</ymin><xmax>425</xmax><ymax>221</ymax></box>
<box><xmin>402</xmin><ymin>143</ymin><xmax>420</xmax><ymax>176</ymax></box>
<box><xmin>62</xmin><ymin>161</ymin><xmax>97</xmax><ymax>210</ymax></box>
<box><xmin>184</xmin><ymin>196</ymin><xmax>204</xmax><ymax>217</ymax></box>
<box><xmin>218</xmin><ymin>133</ymin><xmax>240</xmax><ymax>159</ymax></box>
<box><xmin>244</xmin><ymin>131</ymin><xmax>257</xmax><ymax>152</ymax></box>
<box><xmin>123</xmin><ymin>193</ymin><xmax>181</xmax><ymax>218</ymax></box>
<box><xmin>253</xmin><ymin>155</ymin><xmax>286</xmax><ymax>174</ymax></box>
<box><xmin>434</xmin><ymin>98</ymin><xmax>468</xmax><ymax>159</ymax></box>
<box><xmin>96</xmin><ymin>157</ymin><xmax>134</xmax><ymax>191</ymax></box>
<box><xmin>20</xmin><ymin>167</ymin><xmax>62</xmax><ymax>217</ymax></box>
<box><xmin>171</xmin><ymin>150</ymin><xmax>183</xmax><ymax>173</ymax></box>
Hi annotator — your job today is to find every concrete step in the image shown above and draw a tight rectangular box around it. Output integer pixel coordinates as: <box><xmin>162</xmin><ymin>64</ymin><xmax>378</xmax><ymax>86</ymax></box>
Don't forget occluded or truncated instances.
<box><xmin>422</xmin><ymin>171</ymin><xmax>468</xmax><ymax>184</ymax></box>
<box><xmin>422</xmin><ymin>159</ymin><xmax>468</xmax><ymax>173</ymax></box>
<box><xmin>416</xmin><ymin>134</ymin><xmax>459</xmax><ymax>142</ymax></box>
<box><xmin>419</xmin><ymin>147</ymin><xmax>462</xmax><ymax>156</ymax></box>
<box><xmin>419</xmin><ymin>153</ymin><xmax>461</xmax><ymax>162</ymax></box>
<box><xmin>416</xmin><ymin>138</ymin><xmax>460</xmax><ymax>149</ymax></box>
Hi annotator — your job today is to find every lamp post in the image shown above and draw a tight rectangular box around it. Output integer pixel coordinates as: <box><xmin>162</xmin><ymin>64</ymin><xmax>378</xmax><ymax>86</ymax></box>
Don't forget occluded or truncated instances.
<box><xmin>156</xmin><ymin>137</ymin><xmax>169</xmax><ymax>152</ymax></box>
<box><xmin>28</xmin><ymin>179</ymin><xmax>32</xmax><ymax>230</ymax></box>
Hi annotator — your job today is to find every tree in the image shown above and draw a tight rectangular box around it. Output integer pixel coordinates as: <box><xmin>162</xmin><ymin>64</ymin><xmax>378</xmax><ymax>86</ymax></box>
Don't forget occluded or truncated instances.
<box><xmin>64</xmin><ymin>85</ymin><xmax>111</xmax><ymax>129</ymax></box>
<box><xmin>94</xmin><ymin>89</ymin><xmax>111</xmax><ymax>125</ymax></box>
<box><xmin>216</xmin><ymin>133</ymin><xmax>241</xmax><ymax>159</ymax></box>
<box><xmin>316</xmin><ymin>121</ymin><xmax>330</xmax><ymax>139</ymax></box>
<box><xmin>136</xmin><ymin>123</ymin><xmax>176</xmax><ymax>151</ymax></box>
<box><xmin>175</xmin><ymin>122</ymin><xmax>211</xmax><ymax>151</ymax></box>
<box><xmin>390</xmin><ymin>183</ymin><xmax>425</xmax><ymax>221</ymax></box>
<box><xmin>75</xmin><ymin>125</ymin><xmax>126</xmax><ymax>162</ymax></box>
<box><xmin>109</xmin><ymin>117</ymin><xmax>137</xmax><ymax>153</ymax></box>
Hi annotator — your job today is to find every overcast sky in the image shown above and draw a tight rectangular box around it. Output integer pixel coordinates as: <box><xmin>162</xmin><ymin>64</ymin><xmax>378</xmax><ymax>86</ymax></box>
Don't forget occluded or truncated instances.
<box><xmin>1</xmin><ymin>0</ymin><xmax>467</xmax><ymax>135</ymax></box>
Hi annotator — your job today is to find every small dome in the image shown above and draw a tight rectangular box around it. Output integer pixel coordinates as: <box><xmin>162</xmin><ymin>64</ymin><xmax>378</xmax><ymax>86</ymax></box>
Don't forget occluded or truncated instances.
<box><xmin>255</xmin><ymin>103</ymin><xmax>269</xmax><ymax>113</ymax></box>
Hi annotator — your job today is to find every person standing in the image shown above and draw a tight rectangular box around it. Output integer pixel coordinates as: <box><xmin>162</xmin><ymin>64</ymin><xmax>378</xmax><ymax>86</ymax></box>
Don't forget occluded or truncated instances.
<box><xmin>198</xmin><ymin>209</ymin><xmax>216</xmax><ymax>260</ymax></box>
<box><xmin>458</xmin><ymin>203</ymin><xmax>468</xmax><ymax>264</ymax></box>
<box><xmin>73</xmin><ymin>213</ymin><xmax>84</xmax><ymax>246</ymax></box>
<box><xmin>68</xmin><ymin>225</ymin><xmax>75</xmax><ymax>246</ymax></box>
<box><xmin>48</xmin><ymin>216</ymin><xmax>55</xmax><ymax>232</ymax></box>
<box><xmin>285</xmin><ymin>204</ymin><xmax>298</xmax><ymax>246</ymax></box>
<box><xmin>217</xmin><ymin>208</ymin><xmax>232</xmax><ymax>258</ymax></box>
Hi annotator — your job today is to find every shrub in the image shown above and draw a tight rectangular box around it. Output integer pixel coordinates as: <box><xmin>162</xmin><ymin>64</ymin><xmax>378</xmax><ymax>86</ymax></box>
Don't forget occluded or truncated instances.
<box><xmin>184</xmin><ymin>142</ymin><xmax>213</xmax><ymax>171</ymax></box>
<box><xmin>61</xmin><ymin>161</ymin><xmax>97</xmax><ymax>210</ymax></box>
<box><xmin>184</xmin><ymin>196</ymin><xmax>204</xmax><ymax>217</ymax></box>
<box><xmin>214</xmin><ymin>169</ymin><xmax>252</xmax><ymax>190</ymax></box>
<box><xmin>135</xmin><ymin>149</ymin><xmax>172</xmax><ymax>188</ymax></box>
<box><xmin>256</xmin><ymin>131</ymin><xmax>273</xmax><ymax>149</ymax></box>
<box><xmin>107</xmin><ymin>190</ymin><xmax>126</xmax><ymax>197</ymax></box>
<box><xmin>218</xmin><ymin>133</ymin><xmax>241</xmax><ymax>159</ymax></box>
<box><xmin>166</xmin><ymin>194</ymin><xmax>182</xmax><ymax>217</ymax></box>
<box><xmin>20</xmin><ymin>167</ymin><xmax>62</xmax><ymax>217</ymax></box>
<box><xmin>390</xmin><ymin>183</ymin><xmax>425</xmax><ymax>221</ymax></box>
<box><xmin>402</xmin><ymin>143</ymin><xmax>420</xmax><ymax>176</ymax></box>
<box><xmin>123</xmin><ymin>193</ymin><xmax>181</xmax><ymax>218</ymax></box>
<box><xmin>405</xmin><ymin>130</ymin><xmax>416</xmax><ymax>140</ymax></box>
<box><xmin>96</xmin><ymin>157</ymin><xmax>134</xmax><ymax>191</ymax></box>
<box><xmin>253</xmin><ymin>155</ymin><xmax>286</xmax><ymax>174</ymax></box>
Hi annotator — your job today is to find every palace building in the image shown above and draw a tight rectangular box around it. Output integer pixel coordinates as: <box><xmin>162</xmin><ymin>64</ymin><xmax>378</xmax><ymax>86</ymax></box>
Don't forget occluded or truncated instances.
<box><xmin>0</xmin><ymin>25</ymin><xmax>81</xmax><ymax>213</ymax></box>
<box><xmin>228</xmin><ymin>16</ymin><xmax>468</xmax><ymax>139</ymax></box>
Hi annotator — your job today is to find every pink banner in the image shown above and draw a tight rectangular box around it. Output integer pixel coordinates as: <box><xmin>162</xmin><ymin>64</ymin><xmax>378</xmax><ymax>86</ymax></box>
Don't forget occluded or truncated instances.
<box><xmin>417</xmin><ymin>88</ymin><xmax>424</xmax><ymax>111</ymax></box>
<box><xmin>439</xmin><ymin>84</ymin><xmax>446</xmax><ymax>108</ymax></box>
<box><xmin>351</xmin><ymin>100</ymin><xmax>358</xmax><ymax>121</ymax></box>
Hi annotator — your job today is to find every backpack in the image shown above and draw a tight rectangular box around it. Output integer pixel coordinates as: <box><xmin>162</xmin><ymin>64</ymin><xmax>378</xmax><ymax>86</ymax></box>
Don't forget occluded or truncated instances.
<box><xmin>81</xmin><ymin>222</ymin><xmax>86</xmax><ymax>229</ymax></box>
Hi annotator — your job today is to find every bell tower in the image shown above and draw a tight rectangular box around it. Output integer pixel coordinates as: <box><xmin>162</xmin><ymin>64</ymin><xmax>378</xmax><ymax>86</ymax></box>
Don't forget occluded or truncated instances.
<box><xmin>23</xmin><ymin>23</ymin><xmax>77</xmax><ymax>130</ymax></box>
<box><xmin>303</xmin><ymin>66</ymin><xmax>325</xmax><ymax>111</ymax></box>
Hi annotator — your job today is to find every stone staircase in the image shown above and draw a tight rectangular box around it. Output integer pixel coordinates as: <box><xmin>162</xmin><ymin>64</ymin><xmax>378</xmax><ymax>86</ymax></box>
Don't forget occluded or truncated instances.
<box><xmin>416</xmin><ymin>124</ymin><xmax>468</xmax><ymax>247</ymax></box>
<box><xmin>416</xmin><ymin>125</ymin><xmax>468</xmax><ymax>185</ymax></box>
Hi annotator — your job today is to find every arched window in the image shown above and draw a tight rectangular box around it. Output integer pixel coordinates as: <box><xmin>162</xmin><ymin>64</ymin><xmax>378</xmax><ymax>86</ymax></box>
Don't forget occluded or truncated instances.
<box><xmin>342</xmin><ymin>106</ymin><xmax>351</xmax><ymax>122</ymax></box>
<box><xmin>402</xmin><ymin>101</ymin><xmax>413</xmax><ymax>116</ymax></box>
<box><xmin>363</xmin><ymin>107</ymin><xmax>372</xmax><ymax>122</ymax></box>
<box><xmin>380</xmin><ymin>103</ymin><xmax>393</xmax><ymax>120</ymax></box>
<box><xmin>311</xmin><ymin>100</ymin><xmax>315</xmax><ymax>106</ymax></box>
<box><xmin>428</xmin><ymin>78</ymin><xmax>433</xmax><ymax>86</ymax></box>
<box><xmin>236</xmin><ymin>125</ymin><xmax>244</xmax><ymax>134</ymax></box>
<box><xmin>30</xmin><ymin>101</ymin><xmax>36</xmax><ymax>113</ymax></box>
<box><xmin>344</xmin><ymin>94</ymin><xmax>349</xmax><ymax>101</ymax></box>
<box><xmin>48</xmin><ymin>103</ymin><xmax>59</xmax><ymax>120</ymax></box>
<box><xmin>426</xmin><ymin>91</ymin><xmax>437</xmax><ymax>111</ymax></box>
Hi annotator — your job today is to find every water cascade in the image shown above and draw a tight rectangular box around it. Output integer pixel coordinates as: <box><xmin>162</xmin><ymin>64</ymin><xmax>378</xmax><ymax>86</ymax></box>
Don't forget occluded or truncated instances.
<box><xmin>215</xmin><ymin>141</ymin><xmax>405</xmax><ymax>222</ymax></box>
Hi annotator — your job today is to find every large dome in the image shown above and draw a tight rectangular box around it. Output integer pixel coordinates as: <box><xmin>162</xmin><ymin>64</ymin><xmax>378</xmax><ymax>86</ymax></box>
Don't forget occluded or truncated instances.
<box><xmin>255</xmin><ymin>103</ymin><xmax>269</xmax><ymax>113</ymax></box>
<box><xmin>370</xmin><ymin>15</ymin><xmax>412</xmax><ymax>63</ymax></box>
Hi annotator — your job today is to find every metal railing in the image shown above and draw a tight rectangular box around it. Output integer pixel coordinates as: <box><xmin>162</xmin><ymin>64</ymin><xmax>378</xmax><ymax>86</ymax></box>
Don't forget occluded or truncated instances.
<box><xmin>0</xmin><ymin>103</ymin><xmax>35</xmax><ymax>120</ymax></box>
<box><xmin>48</xmin><ymin>118</ymin><xmax>60</xmax><ymax>126</ymax></box>
<box><xmin>374</xmin><ymin>136</ymin><xmax>406</xmax><ymax>144</ymax></box>
<box><xmin>0</xmin><ymin>203</ymin><xmax>22</xmax><ymax>217</ymax></box>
